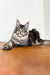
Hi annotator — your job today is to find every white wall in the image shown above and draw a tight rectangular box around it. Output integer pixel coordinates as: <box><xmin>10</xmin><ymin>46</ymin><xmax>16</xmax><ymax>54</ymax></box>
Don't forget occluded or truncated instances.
<box><xmin>44</xmin><ymin>0</ymin><xmax>50</xmax><ymax>40</ymax></box>
<box><xmin>0</xmin><ymin>0</ymin><xmax>44</xmax><ymax>41</ymax></box>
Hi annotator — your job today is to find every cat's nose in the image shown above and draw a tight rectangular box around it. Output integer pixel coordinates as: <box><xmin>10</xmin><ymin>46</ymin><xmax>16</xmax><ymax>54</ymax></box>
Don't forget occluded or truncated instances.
<box><xmin>20</xmin><ymin>30</ymin><xmax>22</xmax><ymax>33</ymax></box>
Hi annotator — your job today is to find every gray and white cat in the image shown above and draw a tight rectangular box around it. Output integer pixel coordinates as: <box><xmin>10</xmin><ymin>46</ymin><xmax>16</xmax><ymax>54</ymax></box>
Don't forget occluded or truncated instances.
<box><xmin>2</xmin><ymin>19</ymin><xmax>50</xmax><ymax>50</ymax></box>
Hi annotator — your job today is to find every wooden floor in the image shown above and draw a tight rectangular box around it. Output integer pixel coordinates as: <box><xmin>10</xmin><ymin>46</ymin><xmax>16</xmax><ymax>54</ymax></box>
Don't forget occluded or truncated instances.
<box><xmin>0</xmin><ymin>42</ymin><xmax>50</xmax><ymax>75</ymax></box>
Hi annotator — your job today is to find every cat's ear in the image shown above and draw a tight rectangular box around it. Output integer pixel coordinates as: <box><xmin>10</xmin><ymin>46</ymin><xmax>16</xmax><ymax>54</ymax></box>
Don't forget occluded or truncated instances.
<box><xmin>16</xmin><ymin>19</ymin><xmax>20</xmax><ymax>26</ymax></box>
<box><xmin>25</xmin><ymin>21</ymin><xmax>29</xmax><ymax>29</ymax></box>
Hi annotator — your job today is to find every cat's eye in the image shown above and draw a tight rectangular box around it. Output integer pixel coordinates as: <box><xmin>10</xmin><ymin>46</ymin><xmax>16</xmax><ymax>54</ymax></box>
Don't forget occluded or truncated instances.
<box><xmin>18</xmin><ymin>28</ymin><xmax>20</xmax><ymax>31</ymax></box>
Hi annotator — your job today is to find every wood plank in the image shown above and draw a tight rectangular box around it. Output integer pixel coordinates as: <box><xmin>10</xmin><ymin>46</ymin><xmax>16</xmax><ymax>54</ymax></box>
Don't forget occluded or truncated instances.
<box><xmin>0</xmin><ymin>42</ymin><xmax>50</xmax><ymax>75</ymax></box>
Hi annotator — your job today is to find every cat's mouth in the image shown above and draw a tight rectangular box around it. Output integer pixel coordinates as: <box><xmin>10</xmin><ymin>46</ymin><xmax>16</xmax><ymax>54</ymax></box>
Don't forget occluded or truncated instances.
<box><xmin>13</xmin><ymin>33</ymin><xmax>28</xmax><ymax>41</ymax></box>
<box><xmin>18</xmin><ymin>34</ymin><xmax>23</xmax><ymax>37</ymax></box>
<box><xmin>17</xmin><ymin>34</ymin><xmax>25</xmax><ymax>37</ymax></box>
<box><xmin>14</xmin><ymin>33</ymin><xmax>27</xmax><ymax>38</ymax></box>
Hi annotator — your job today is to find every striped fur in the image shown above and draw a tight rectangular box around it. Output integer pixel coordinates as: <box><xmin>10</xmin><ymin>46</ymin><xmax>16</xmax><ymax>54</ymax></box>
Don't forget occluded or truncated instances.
<box><xmin>2</xmin><ymin>20</ymin><xmax>50</xmax><ymax>50</ymax></box>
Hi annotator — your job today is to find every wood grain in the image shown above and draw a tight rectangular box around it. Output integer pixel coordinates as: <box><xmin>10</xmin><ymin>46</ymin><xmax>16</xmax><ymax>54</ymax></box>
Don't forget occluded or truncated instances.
<box><xmin>0</xmin><ymin>42</ymin><xmax>50</xmax><ymax>75</ymax></box>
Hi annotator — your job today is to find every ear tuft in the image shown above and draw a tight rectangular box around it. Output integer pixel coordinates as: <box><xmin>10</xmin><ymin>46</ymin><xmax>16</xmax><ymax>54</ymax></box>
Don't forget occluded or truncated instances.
<box><xmin>16</xmin><ymin>19</ymin><xmax>20</xmax><ymax>22</ymax></box>
<box><xmin>16</xmin><ymin>19</ymin><xmax>20</xmax><ymax>26</ymax></box>
<box><xmin>26</xmin><ymin>21</ymin><xmax>29</xmax><ymax>25</ymax></box>
<box><xmin>25</xmin><ymin>21</ymin><xmax>29</xmax><ymax>28</ymax></box>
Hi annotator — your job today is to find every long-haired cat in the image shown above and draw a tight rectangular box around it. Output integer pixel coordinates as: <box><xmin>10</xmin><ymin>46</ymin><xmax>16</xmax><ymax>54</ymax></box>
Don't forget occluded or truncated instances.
<box><xmin>2</xmin><ymin>19</ymin><xmax>50</xmax><ymax>50</ymax></box>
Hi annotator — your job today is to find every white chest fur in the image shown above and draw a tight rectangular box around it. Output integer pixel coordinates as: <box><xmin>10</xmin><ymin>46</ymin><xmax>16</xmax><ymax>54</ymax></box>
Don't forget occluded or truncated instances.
<box><xmin>12</xmin><ymin>33</ymin><xmax>28</xmax><ymax>45</ymax></box>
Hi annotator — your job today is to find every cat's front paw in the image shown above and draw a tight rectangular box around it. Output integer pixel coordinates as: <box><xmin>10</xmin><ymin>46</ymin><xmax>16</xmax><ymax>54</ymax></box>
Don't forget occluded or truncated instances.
<box><xmin>2</xmin><ymin>43</ymin><xmax>12</xmax><ymax>50</ymax></box>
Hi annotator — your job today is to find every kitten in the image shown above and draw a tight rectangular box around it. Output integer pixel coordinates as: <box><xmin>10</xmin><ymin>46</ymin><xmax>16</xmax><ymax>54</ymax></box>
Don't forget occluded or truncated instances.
<box><xmin>2</xmin><ymin>19</ymin><xmax>50</xmax><ymax>50</ymax></box>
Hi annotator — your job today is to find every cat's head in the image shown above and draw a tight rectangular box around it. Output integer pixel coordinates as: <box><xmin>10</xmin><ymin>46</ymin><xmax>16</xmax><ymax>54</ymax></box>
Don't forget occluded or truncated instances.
<box><xmin>14</xmin><ymin>19</ymin><xmax>29</xmax><ymax>37</ymax></box>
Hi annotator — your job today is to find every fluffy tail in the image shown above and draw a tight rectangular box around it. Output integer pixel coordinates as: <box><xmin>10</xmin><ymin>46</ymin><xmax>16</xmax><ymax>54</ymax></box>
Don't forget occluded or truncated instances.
<box><xmin>40</xmin><ymin>39</ymin><xmax>50</xmax><ymax>45</ymax></box>
<box><xmin>42</xmin><ymin>40</ymin><xmax>50</xmax><ymax>45</ymax></box>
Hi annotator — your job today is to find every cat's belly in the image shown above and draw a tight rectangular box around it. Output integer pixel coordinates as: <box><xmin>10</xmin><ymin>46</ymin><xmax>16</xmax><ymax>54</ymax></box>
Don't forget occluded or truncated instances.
<box><xmin>12</xmin><ymin>33</ymin><xmax>28</xmax><ymax>45</ymax></box>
